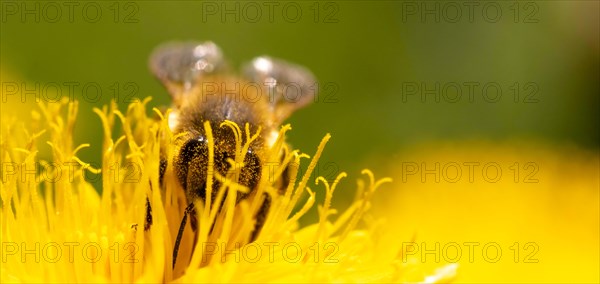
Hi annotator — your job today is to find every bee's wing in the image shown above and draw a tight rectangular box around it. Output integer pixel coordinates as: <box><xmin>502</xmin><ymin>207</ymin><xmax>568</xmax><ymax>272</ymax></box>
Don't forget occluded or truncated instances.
<box><xmin>149</xmin><ymin>41</ymin><xmax>225</xmax><ymax>105</ymax></box>
<box><xmin>242</xmin><ymin>56</ymin><xmax>317</xmax><ymax>123</ymax></box>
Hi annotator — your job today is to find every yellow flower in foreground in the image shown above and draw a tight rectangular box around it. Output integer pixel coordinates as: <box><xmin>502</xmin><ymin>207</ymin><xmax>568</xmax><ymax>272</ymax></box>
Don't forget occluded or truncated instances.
<box><xmin>378</xmin><ymin>141</ymin><xmax>599</xmax><ymax>283</ymax></box>
<box><xmin>1</xmin><ymin>98</ymin><xmax>455</xmax><ymax>283</ymax></box>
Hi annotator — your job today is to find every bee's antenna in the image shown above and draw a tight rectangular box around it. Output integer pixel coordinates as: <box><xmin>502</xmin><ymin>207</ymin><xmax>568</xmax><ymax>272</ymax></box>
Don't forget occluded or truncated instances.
<box><xmin>173</xmin><ymin>203</ymin><xmax>195</xmax><ymax>269</ymax></box>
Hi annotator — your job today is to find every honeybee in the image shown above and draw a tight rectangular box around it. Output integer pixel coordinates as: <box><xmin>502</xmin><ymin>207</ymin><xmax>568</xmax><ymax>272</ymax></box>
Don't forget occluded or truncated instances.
<box><xmin>147</xmin><ymin>41</ymin><xmax>317</xmax><ymax>267</ymax></box>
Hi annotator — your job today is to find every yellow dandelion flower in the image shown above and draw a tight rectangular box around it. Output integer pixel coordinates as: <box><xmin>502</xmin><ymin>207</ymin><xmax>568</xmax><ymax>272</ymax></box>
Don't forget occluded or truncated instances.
<box><xmin>379</xmin><ymin>141</ymin><xmax>599</xmax><ymax>283</ymax></box>
<box><xmin>1</xmin><ymin>98</ymin><xmax>454</xmax><ymax>283</ymax></box>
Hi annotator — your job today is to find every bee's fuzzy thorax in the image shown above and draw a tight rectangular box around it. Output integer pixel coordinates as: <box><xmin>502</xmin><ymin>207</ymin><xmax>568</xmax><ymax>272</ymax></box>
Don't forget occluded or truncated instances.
<box><xmin>176</xmin><ymin>75</ymin><xmax>273</xmax><ymax>140</ymax></box>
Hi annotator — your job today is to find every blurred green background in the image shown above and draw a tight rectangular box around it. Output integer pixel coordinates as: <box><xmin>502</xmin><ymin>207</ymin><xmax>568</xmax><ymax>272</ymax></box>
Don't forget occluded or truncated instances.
<box><xmin>1</xmin><ymin>1</ymin><xmax>598</xmax><ymax>198</ymax></box>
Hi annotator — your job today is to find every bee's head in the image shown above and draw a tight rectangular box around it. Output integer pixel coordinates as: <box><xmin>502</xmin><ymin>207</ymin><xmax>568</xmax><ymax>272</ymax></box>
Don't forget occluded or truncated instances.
<box><xmin>174</xmin><ymin>126</ymin><xmax>262</xmax><ymax>204</ymax></box>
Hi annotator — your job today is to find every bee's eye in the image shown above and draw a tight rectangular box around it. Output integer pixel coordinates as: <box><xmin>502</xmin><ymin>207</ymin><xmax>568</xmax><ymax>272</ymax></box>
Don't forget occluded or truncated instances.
<box><xmin>175</xmin><ymin>137</ymin><xmax>208</xmax><ymax>194</ymax></box>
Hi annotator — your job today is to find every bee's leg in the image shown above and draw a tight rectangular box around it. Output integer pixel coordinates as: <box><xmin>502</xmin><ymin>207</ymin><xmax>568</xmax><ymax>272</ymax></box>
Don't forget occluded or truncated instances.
<box><xmin>173</xmin><ymin>203</ymin><xmax>195</xmax><ymax>268</ymax></box>
<box><xmin>280</xmin><ymin>163</ymin><xmax>291</xmax><ymax>195</ymax></box>
<box><xmin>248</xmin><ymin>161</ymin><xmax>292</xmax><ymax>241</ymax></box>
<box><xmin>147</xmin><ymin>157</ymin><xmax>165</xmax><ymax>232</ymax></box>
<box><xmin>189</xmin><ymin>205</ymin><xmax>198</xmax><ymax>231</ymax></box>
<box><xmin>250</xmin><ymin>193</ymin><xmax>271</xmax><ymax>242</ymax></box>
<box><xmin>159</xmin><ymin>157</ymin><xmax>168</xmax><ymax>187</ymax></box>
<box><xmin>144</xmin><ymin>179</ymin><xmax>157</xmax><ymax>231</ymax></box>
<box><xmin>144</xmin><ymin>196</ymin><xmax>153</xmax><ymax>231</ymax></box>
